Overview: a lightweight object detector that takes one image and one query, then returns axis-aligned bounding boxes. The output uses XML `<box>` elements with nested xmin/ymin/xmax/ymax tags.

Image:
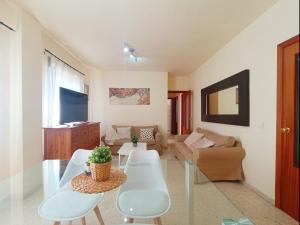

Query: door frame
<box><xmin>181</xmin><ymin>91</ymin><xmax>192</xmax><ymax>134</ymax></box>
<box><xmin>275</xmin><ymin>34</ymin><xmax>299</xmax><ymax>208</ymax></box>
<box><xmin>168</xmin><ymin>97</ymin><xmax>178</xmax><ymax>135</ymax></box>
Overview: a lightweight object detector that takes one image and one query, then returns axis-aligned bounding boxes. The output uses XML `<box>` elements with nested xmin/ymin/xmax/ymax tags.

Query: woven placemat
<box><xmin>71</xmin><ymin>169</ymin><xmax>127</xmax><ymax>194</ymax></box>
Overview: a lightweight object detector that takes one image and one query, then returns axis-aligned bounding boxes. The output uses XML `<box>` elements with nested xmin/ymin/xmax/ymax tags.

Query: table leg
<box><xmin>81</xmin><ymin>217</ymin><xmax>86</xmax><ymax>225</ymax></box>
<box><xmin>154</xmin><ymin>217</ymin><xmax>162</xmax><ymax>225</ymax></box>
<box><xmin>94</xmin><ymin>205</ymin><xmax>105</xmax><ymax>225</ymax></box>
<box><xmin>125</xmin><ymin>218</ymin><xmax>134</xmax><ymax>223</ymax></box>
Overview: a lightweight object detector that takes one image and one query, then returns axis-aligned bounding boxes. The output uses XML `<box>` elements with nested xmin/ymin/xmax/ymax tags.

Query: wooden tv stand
<box><xmin>44</xmin><ymin>122</ymin><xmax>100</xmax><ymax>160</ymax></box>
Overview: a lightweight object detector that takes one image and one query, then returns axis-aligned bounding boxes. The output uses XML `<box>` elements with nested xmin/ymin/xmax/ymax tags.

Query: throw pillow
<box><xmin>184</xmin><ymin>132</ymin><xmax>204</xmax><ymax>147</ymax></box>
<box><xmin>140</xmin><ymin>128</ymin><xmax>155</xmax><ymax>141</ymax></box>
<box><xmin>117</xmin><ymin>127</ymin><xmax>131</xmax><ymax>139</ymax></box>
<box><xmin>105</xmin><ymin>126</ymin><xmax>120</xmax><ymax>145</ymax></box>
<box><xmin>105</xmin><ymin>126</ymin><xmax>119</xmax><ymax>140</ymax></box>
<box><xmin>191</xmin><ymin>137</ymin><xmax>215</xmax><ymax>149</ymax></box>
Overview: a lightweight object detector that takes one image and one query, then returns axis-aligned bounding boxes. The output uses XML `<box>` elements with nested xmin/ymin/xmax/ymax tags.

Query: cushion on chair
<box><xmin>118</xmin><ymin>189</ymin><xmax>169</xmax><ymax>217</ymax></box>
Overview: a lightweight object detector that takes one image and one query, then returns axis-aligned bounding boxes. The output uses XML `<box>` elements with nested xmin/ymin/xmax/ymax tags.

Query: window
<box><xmin>42</xmin><ymin>52</ymin><xmax>84</xmax><ymax>127</ymax></box>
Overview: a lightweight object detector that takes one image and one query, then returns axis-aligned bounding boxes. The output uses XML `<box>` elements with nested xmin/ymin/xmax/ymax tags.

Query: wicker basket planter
<box><xmin>90</xmin><ymin>161</ymin><xmax>112</xmax><ymax>182</ymax></box>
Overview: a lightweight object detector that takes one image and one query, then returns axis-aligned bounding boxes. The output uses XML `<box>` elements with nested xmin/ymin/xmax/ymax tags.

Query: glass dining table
<box><xmin>0</xmin><ymin>155</ymin><xmax>248</xmax><ymax>225</ymax></box>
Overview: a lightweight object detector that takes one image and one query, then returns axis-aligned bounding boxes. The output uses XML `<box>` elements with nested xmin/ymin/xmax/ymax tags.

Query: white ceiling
<box><xmin>20</xmin><ymin>0</ymin><xmax>277</xmax><ymax>75</ymax></box>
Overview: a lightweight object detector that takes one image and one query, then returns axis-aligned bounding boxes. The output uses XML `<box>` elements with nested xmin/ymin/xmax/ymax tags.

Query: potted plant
<box><xmin>88</xmin><ymin>146</ymin><xmax>112</xmax><ymax>181</ymax></box>
<box><xmin>131</xmin><ymin>136</ymin><xmax>139</xmax><ymax>147</ymax></box>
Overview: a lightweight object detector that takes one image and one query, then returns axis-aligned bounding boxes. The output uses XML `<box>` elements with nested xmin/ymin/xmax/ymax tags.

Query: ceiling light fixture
<box><xmin>123</xmin><ymin>43</ymin><xmax>140</xmax><ymax>63</ymax></box>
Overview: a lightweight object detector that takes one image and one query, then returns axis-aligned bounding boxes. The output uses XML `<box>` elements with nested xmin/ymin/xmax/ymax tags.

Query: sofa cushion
<box><xmin>196</xmin><ymin>128</ymin><xmax>235</xmax><ymax>147</ymax></box>
<box><xmin>175</xmin><ymin>142</ymin><xmax>193</xmax><ymax>160</ymax></box>
<box><xmin>117</xmin><ymin>127</ymin><xmax>131</xmax><ymax>139</ymax></box>
<box><xmin>191</xmin><ymin>137</ymin><xmax>215</xmax><ymax>149</ymax></box>
<box><xmin>140</xmin><ymin>128</ymin><xmax>155</xmax><ymax>142</ymax></box>
<box><xmin>113</xmin><ymin>138</ymin><xmax>131</xmax><ymax>146</ymax></box>
<box><xmin>134</xmin><ymin>126</ymin><xmax>158</xmax><ymax>138</ymax></box>
<box><xmin>113</xmin><ymin>125</ymin><xmax>135</xmax><ymax>138</ymax></box>
<box><xmin>184</xmin><ymin>132</ymin><xmax>204</xmax><ymax>147</ymax></box>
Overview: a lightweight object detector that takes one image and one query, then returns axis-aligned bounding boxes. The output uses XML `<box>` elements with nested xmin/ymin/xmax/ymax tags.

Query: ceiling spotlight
<box><xmin>123</xmin><ymin>45</ymin><xmax>130</xmax><ymax>53</ymax></box>
<box><xmin>123</xmin><ymin>43</ymin><xmax>134</xmax><ymax>53</ymax></box>
<box><xmin>124</xmin><ymin>42</ymin><xmax>141</xmax><ymax>63</ymax></box>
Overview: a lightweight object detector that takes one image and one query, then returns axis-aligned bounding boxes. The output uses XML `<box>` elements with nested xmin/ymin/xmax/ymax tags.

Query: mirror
<box><xmin>201</xmin><ymin>70</ymin><xmax>249</xmax><ymax>126</ymax></box>
<box><xmin>208</xmin><ymin>86</ymin><xmax>239</xmax><ymax>115</ymax></box>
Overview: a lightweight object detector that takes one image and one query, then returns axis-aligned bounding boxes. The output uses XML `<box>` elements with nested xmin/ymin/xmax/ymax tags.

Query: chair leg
<box><xmin>153</xmin><ymin>217</ymin><xmax>162</xmax><ymax>225</ymax></box>
<box><xmin>53</xmin><ymin>222</ymin><xmax>60</xmax><ymax>225</ymax></box>
<box><xmin>93</xmin><ymin>205</ymin><xmax>105</xmax><ymax>225</ymax></box>
<box><xmin>81</xmin><ymin>217</ymin><xmax>86</xmax><ymax>225</ymax></box>
<box><xmin>125</xmin><ymin>217</ymin><xmax>134</xmax><ymax>223</ymax></box>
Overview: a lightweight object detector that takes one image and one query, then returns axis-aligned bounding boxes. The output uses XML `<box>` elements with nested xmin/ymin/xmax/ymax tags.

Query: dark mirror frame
<box><xmin>201</xmin><ymin>69</ymin><xmax>250</xmax><ymax>126</ymax></box>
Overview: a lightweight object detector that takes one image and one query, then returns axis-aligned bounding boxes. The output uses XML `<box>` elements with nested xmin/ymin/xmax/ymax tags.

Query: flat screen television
<box><xmin>59</xmin><ymin>87</ymin><xmax>88</xmax><ymax>124</ymax></box>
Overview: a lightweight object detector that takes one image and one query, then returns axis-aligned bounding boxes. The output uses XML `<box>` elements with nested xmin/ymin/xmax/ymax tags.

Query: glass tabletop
<box><xmin>0</xmin><ymin>155</ymin><xmax>249</xmax><ymax>225</ymax></box>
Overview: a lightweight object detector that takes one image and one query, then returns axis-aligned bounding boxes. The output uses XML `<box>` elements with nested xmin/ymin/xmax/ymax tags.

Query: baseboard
<box><xmin>243</xmin><ymin>182</ymin><xmax>275</xmax><ymax>205</ymax></box>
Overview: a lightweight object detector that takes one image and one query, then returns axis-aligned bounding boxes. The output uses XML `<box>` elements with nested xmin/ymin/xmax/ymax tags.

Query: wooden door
<box><xmin>170</xmin><ymin>97</ymin><xmax>178</xmax><ymax>135</ymax></box>
<box><xmin>181</xmin><ymin>92</ymin><xmax>192</xmax><ymax>134</ymax></box>
<box><xmin>276</xmin><ymin>35</ymin><xmax>299</xmax><ymax>221</ymax></box>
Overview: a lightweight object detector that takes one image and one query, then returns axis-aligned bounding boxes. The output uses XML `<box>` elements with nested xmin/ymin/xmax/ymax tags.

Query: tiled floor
<box><xmin>0</xmin><ymin>144</ymin><xmax>298</xmax><ymax>225</ymax></box>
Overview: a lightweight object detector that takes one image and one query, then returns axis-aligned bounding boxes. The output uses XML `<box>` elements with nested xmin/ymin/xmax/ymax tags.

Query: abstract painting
<box><xmin>109</xmin><ymin>88</ymin><xmax>150</xmax><ymax>105</ymax></box>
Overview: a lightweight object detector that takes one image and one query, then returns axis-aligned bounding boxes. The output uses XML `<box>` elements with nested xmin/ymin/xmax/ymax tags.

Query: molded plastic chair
<box><xmin>39</xmin><ymin>149</ymin><xmax>105</xmax><ymax>225</ymax></box>
<box><xmin>117</xmin><ymin>150</ymin><xmax>171</xmax><ymax>225</ymax></box>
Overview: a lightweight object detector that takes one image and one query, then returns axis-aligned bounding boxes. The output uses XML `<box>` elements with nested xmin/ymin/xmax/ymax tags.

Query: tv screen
<box><xmin>59</xmin><ymin>87</ymin><xmax>88</xmax><ymax>124</ymax></box>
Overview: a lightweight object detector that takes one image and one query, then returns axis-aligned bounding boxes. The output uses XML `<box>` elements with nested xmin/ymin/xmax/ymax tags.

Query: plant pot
<box><xmin>90</xmin><ymin>161</ymin><xmax>112</xmax><ymax>181</ymax></box>
<box><xmin>132</xmin><ymin>142</ymin><xmax>138</xmax><ymax>147</ymax></box>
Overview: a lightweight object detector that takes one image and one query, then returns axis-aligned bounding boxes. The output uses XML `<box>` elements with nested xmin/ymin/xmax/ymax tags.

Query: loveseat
<box><xmin>174</xmin><ymin>127</ymin><xmax>245</xmax><ymax>181</ymax></box>
<box><xmin>102</xmin><ymin>125</ymin><xmax>164</xmax><ymax>155</ymax></box>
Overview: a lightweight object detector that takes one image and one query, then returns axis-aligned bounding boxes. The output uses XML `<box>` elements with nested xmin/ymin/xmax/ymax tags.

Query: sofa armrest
<box><xmin>195</xmin><ymin>147</ymin><xmax>245</xmax><ymax>163</ymax></box>
<box><xmin>155</xmin><ymin>132</ymin><xmax>164</xmax><ymax>144</ymax></box>
<box><xmin>174</xmin><ymin>134</ymin><xmax>189</xmax><ymax>142</ymax></box>
<box><xmin>194</xmin><ymin>147</ymin><xmax>246</xmax><ymax>181</ymax></box>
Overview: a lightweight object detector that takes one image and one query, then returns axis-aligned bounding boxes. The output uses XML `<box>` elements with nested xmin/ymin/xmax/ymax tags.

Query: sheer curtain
<box><xmin>43</xmin><ymin>52</ymin><xmax>84</xmax><ymax>127</ymax></box>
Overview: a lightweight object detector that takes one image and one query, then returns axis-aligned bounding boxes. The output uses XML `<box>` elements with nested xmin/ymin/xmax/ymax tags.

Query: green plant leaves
<box><xmin>131</xmin><ymin>135</ymin><xmax>139</xmax><ymax>144</ymax></box>
<box><xmin>88</xmin><ymin>146</ymin><xmax>112</xmax><ymax>164</ymax></box>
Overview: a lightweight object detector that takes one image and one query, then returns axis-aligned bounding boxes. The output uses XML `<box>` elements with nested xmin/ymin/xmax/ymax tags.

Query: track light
<box><xmin>123</xmin><ymin>45</ymin><xmax>130</xmax><ymax>53</ymax></box>
<box><xmin>123</xmin><ymin>42</ymin><xmax>141</xmax><ymax>63</ymax></box>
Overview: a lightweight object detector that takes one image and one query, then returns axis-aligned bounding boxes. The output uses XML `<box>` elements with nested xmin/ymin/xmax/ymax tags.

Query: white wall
<box><xmin>1</xmin><ymin>5</ymin><xmax>92</xmax><ymax>201</ymax></box>
<box><xmin>21</xmin><ymin>11</ymin><xmax>43</xmax><ymax>170</ymax></box>
<box><xmin>0</xmin><ymin>27</ymin><xmax>11</xmax><ymax>182</ymax></box>
<box><xmin>168</xmin><ymin>75</ymin><xmax>190</xmax><ymax>91</ymax></box>
<box><xmin>189</xmin><ymin>0</ymin><xmax>299</xmax><ymax>200</ymax></box>
<box><xmin>90</xmin><ymin>71</ymin><xmax>168</xmax><ymax>137</ymax></box>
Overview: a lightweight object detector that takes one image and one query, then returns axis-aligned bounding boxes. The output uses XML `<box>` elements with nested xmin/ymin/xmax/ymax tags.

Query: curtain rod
<box><xmin>0</xmin><ymin>21</ymin><xmax>16</xmax><ymax>32</ymax></box>
<box><xmin>44</xmin><ymin>49</ymin><xmax>86</xmax><ymax>76</ymax></box>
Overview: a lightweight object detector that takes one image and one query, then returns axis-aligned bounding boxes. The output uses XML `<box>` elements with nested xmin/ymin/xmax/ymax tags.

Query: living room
<box><xmin>0</xmin><ymin>0</ymin><xmax>299</xmax><ymax>225</ymax></box>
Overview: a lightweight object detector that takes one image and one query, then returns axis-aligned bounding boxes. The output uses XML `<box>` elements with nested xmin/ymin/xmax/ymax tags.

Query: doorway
<box><xmin>168</xmin><ymin>91</ymin><xmax>192</xmax><ymax>135</ymax></box>
<box><xmin>276</xmin><ymin>35</ymin><xmax>299</xmax><ymax>221</ymax></box>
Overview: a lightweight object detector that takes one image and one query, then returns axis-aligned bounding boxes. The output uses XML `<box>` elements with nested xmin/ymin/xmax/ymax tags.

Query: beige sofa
<box><xmin>102</xmin><ymin>125</ymin><xmax>164</xmax><ymax>155</ymax></box>
<box><xmin>174</xmin><ymin>127</ymin><xmax>245</xmax><ymax>181</ymax></box>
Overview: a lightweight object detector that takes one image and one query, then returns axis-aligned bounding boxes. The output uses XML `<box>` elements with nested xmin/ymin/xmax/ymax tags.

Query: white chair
<box><xmin>39</xmin><ymin>149</ymin><xmax>105</xmax><ymax>225</ymax></box>
<box><xmin>117</xmin><ymin>150</ymin><xmax>171</xmax><ymax>225</ymax></box>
